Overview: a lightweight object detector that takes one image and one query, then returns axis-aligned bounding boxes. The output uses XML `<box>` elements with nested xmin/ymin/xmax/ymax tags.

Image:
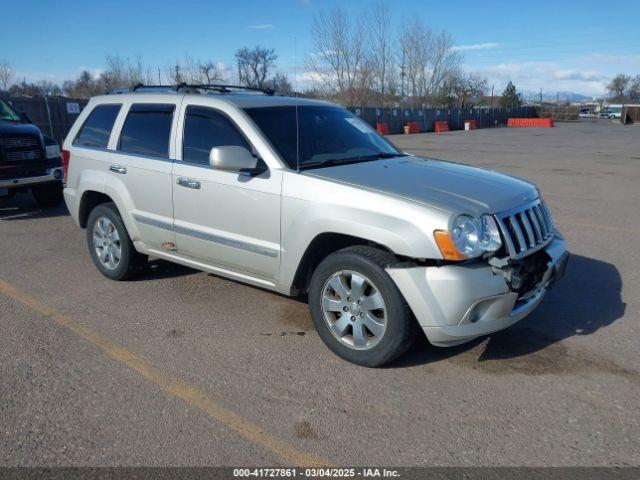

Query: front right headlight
<box><xmin>435</xmin><ymin>214</ymin><xmax>502</xmax><ymax>260</ymax></box>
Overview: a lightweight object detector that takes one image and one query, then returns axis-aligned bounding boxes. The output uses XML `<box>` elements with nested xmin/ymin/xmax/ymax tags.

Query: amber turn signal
<box><xmin>434</xmin><ymin>230</ymin><xmax>467</xmax><ymax>261</ymax></box>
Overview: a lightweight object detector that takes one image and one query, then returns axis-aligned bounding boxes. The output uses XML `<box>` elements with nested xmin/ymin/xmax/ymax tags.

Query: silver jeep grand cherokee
<box><xmin>63</xmin><ymin>85</ymin><xmax>569</xmax><ymax>367</ymax></box>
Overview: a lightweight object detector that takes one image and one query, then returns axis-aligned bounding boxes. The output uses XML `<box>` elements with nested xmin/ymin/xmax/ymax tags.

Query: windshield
<box><xmin>0</xmin><ymin>98</ymin><xmax>21</xmax><ymax>122</ymax></box>
<box><xmin>244</xmin><ymin>105</ymin><xmax>402</xmax><ymax>170</ymax></box>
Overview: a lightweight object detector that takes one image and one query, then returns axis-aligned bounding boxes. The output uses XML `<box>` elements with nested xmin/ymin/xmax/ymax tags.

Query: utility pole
<box><xmin>157</xmin><ymin>67</ymin><xmax>161</xmax><ymax>84</ymax></box>
<box><xmin>490</xmin><ymin>84</ymin><xmax>494</xmax><ymax>107</ymax></box>
<box><xmin>400</xmin><ymin>49</ymin><xmax>405</xmax><ymax>100</ymax></box>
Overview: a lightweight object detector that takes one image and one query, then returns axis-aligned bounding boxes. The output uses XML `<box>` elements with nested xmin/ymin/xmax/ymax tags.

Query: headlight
<box><xmin>449</xmin><ymin>214</ymin><xmax>502</xmax><ymax>259</ymax></box>
<box><xmin>46</xmin><ymin>144</ymin><xmax>61</xmax><ymax>159</ymax></box>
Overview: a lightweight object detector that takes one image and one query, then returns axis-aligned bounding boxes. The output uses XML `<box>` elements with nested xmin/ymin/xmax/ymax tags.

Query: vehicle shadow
<box><xmin>389</xmin><ymin>254</ymin><xmax>626</xmax><ymax>368</ymax></box>
<box><xmin>0</xmin><ymin>193</ymin><xmax>69</xmax><ymax>220</ymax></box>
<box><xmin>139</xmin><ymin>259</ymin><xmax>198</xmax><ymax>281</ymax></box>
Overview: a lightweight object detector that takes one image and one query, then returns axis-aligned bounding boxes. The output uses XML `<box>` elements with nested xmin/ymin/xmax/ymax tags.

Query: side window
<box><xmin>183</xmin><ymin>106</ymin><xmax>251</xmax><ymax>165</ymax></box>
<box><xmin>73</xmin><ymin>104</ymin><xmax>121</xmax><ymax>148</ymax></box>
<box><xmin>118</xmin><ymin>104</ymin><xmax>175</xmax><ymax>158</ymax></box>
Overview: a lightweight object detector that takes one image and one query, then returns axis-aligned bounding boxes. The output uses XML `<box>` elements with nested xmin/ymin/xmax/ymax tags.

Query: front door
<box><xmin>171</xmin><ymin>105</ymin><xmax>281</xmax><ymax>280</ymax></box>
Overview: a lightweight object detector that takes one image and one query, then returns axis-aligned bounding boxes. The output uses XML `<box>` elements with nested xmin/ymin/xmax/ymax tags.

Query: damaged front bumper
<box><xmin>386</xmin><ymin>234</ymin><xmax>569</xmax><ymax>347</ymax></box>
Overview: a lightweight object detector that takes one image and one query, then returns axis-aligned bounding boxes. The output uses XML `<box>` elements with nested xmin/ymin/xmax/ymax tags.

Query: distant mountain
<box><xmin>523</xmin><ymin>91</ymin><xmax>595</xmax><ymax>102</ymax></box>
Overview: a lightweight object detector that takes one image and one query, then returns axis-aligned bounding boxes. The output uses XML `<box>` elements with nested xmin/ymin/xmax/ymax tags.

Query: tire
<box><xmin>32</xmin><ymin>182</ymin><xmax>63</xmax><ymax>208</ymax></box>
<box><xmin>308</xmin><ymin>246</ymin><xmax>416</xmax><ymax>367</ymax></box>
<box><xmin>86</xmin><ymin>202</ymin><xmax>147</xmax><ymax>280</ymax></box>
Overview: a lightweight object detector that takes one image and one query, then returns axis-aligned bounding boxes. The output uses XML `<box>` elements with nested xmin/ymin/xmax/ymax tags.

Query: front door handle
<box><xmin>109</xmin><ymin>164</ymin><xmax>127</xmax><ymax>174</ymax></box>
<box><xmin>176</xmin><ymin>177</ymin><xmax>201</xmax><ymax>189</ymax></box>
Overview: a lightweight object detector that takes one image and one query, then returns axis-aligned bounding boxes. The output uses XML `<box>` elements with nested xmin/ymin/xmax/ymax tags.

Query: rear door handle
<box><xmin>109</xmin><ymin>164</ymin><xmax>127</xmax><ymax>174</ymax></box>
<box><xmin>176</xmin><ymin>177</ymin><xmax>201</xmax><ymax>189</ymax></box>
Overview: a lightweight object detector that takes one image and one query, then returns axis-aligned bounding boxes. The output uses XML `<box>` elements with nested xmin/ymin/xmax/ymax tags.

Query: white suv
<box><xmin>63</xmin><ymin>85</ymin><xmax>568</xmax><ymax>367</ymax></box>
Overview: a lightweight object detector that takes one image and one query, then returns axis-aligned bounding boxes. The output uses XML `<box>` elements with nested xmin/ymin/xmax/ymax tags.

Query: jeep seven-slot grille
<box><xmin>495</xmin><ymin>199</ymin><xmax>555</xmax><ymax>259</ymax></box>
<box><xmin>1</xmin><ymin>135</ymin><xmax>44</xmax><ymax>163</ymax></box>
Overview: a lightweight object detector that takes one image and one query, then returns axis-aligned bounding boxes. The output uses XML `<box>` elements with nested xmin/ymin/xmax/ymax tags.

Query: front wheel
<box><xmin>32</xmin><ymin>182</ymin><xmax>63</xmax><ymax>208</ymax></box>
<box><xmin>308</xmin><ymin>246</ymin><xmax>416</xmax><ymax>367</ymax></box>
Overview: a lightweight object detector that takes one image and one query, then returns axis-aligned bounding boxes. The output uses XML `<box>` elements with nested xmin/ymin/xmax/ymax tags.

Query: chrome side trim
<box><xmin>132</xmin><ymin>213</ymin><xmax>278</xmax><ymax>258</ymax></box>
<box><xmin>173</xmin><ymin>224</ymin><xmax>278</xmax><ymax>258</ymax></box>
<box><xmin>132</xmin><ymin>213</ymin><xmax>173</xmax><ymax>231</ymax></box>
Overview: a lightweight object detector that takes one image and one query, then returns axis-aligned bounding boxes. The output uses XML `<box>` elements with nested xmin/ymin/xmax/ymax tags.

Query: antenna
<box><xmin>294</xmin><ymin>36</ymin><xmax>300</xmax><ymax>173</ymax></box>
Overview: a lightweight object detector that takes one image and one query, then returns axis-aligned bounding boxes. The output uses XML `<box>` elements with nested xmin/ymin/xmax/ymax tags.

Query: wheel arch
<box><xmin>290</xmin><ymin>232</ymin><xmax>397</xmax><ymax>296</ymax></box>
<box><xmin>78</xmin><ymin>190</ymin><xmax>114</xmax><ymax>228</ymax></box>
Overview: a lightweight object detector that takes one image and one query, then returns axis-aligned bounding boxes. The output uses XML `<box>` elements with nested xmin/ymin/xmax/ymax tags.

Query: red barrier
<box><xmin>376</xmin><ymin>122</ymin><xmax>389</xmax><ymax>135</ymax></box>
<box><xmin>406</xmin><ymin>121</ymin><xmax>421</xmax><ymax>134</ymax></box>
<box><xmin>435</xmin><ymin>121</ymin><xmax>450</xmax><ymax>133</ymax></box>
<box><xmin>507</xmin><ymin>118</ymin><xmax>554</xmax><ymax>128</ymax></box>
<box><xmin>464</xmin><ymin>119</ymin><xmax>477</xmax><ymax>129</ymax></box>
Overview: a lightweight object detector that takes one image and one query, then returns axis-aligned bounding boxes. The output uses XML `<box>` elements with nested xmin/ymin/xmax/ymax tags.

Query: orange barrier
<box><xmin>405</xmin><ymin>121</ymin><xmax>421</xmax><ymax>134</ymax></box>
<box><xmin>464</xmin><ymin>119</ymin><xmax>477</xmax><ymax>129</ymax></box>
<box><xmin>376</xmin><ymin>122</ymin><xmax>390</xmax><ymax>135</ymax></box>
<box><xmin>435</xmin><ymin>121</ymin><xmax>450</xmax><ymax>133</ymax></box>
<box><xmin>507</xmin><ymin>118</ymin><xmax>554</xmax><ymax>128</ymax></box>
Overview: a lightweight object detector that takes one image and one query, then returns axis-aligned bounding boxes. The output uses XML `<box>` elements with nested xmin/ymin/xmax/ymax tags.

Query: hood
<box><xmin>0</xmin><ymin>121</ymin><xmax>43</xmax><ymax>138</ymax></box>
<box><xmin>306</xmin><ymin>156</ymin><xmax>539</xmax><ymax>215</ymax></box>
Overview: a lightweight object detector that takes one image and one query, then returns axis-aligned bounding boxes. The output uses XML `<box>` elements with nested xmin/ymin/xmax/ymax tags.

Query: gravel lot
<box><xmin>1</xmin><ymin>119</ymin><xmax>638</xmax><ymax>467</ymax></box>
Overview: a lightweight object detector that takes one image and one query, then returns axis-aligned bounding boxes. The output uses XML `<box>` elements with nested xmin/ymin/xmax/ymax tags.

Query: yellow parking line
<box><xmin>0</xmin><ymin>279</ymin><xmax>331</xmax><ymax>467</ymax></box>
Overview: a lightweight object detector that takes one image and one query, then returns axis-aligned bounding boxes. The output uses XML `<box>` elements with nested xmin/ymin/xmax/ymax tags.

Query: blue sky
<box><xmin>2</xmin><ymin>0</ymin><xmax>639</xmax><ymax>97</ymax></box>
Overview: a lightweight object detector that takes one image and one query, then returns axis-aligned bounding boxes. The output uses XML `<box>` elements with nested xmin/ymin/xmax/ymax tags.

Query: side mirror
<box><xmin>209</xmin><ymin>146</ymin><xmax>266</xmax><ymax>175</ymax></box>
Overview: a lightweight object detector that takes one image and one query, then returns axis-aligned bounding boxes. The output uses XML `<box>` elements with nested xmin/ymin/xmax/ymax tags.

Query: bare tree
<box><xmin>166</xmin><ymin>61</ymin><xmax>184</xmax><ymax>84</ymax></box>
<box><xmin>427</xmin><ymin>31</ymin><xmax>461</xmax><ymax>102</ymax></box>
<box><xmin>444</xmin><ymin>71</ymin><xmax>488</xmax><ymax>107</ymax></box>
<box><xmin>268</xmin><ymin>72</ymin><xmax>293</xmax><ymax>95</ymax></box>
<box><xmin>397</xmin><ymin>18</ymin><xmax>431</xmax><ymax>106</ymax></box>
<box><xmin>235</xmin><ymin>46</ymin><xmax>278</xmax><ymax>88</ymax></box>
<box><xmin>309</xmin><ymin>9</ymin><xmax>372</xmax><ymax>106</ymax></box>
<box><xmin>367</xmin><ymin>1</ymin><xmax>394</xmax><ymax>106</ymax></box>
<box><xmin>607</xmin><ymin>74</ymin><xmax>631</xmax><ymax>100</ymax></box>
<box><xmin>196</xmin><ymin>61</ymin><xmax>227</xmax><ymax>84</ymax></box>
<box><xmin>628</xmin><ymin>75</ymin><xmax>640</xmax><ymax>102</ymax></box>
<box><xmin>0</xmin><ymin>59</ymin><xmax>14</xmax><ymax>91</ymax></box>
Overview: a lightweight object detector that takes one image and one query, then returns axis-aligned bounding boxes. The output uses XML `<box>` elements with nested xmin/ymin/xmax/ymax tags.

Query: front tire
<box><xmin>86</xmin><ymin>203</ymin><xmax>147</xmax><ymax>280</ymax></box>
<box><xmin>308</xmin><ymin>246</ymin><xmax>416</xmax><ymax>367</ymax></box>
<box><xmin>32</xmin><ymin>182</ymin><xmax>63</xmax><ymax>208</ymax></box>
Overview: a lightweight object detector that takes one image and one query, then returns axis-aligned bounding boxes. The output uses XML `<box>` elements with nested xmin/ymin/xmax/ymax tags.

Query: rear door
<box><xmin>105</xmin><ymin>98</ymin><xmax>178</xmax><ymax>251</ymax></box>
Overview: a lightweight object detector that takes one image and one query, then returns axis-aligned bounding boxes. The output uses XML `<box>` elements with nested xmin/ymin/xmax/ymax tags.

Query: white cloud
<box><xmin>245</xmin><ymin>24</ymin><xmax>275</xmax><ymax>30</ymax></box>
<box><xmin>467</xmin><ymin>60</ymin><xmax>611</xmax><ymax>96</ymax></box>
<box><xmin>582</xmin><ymin>53</ymin><xmax>640</xmax><ymax>67</ymax></box>
<box><xmin>451</xmin><ymin>42</ymin><xmax>500</xmax><ymax>52</ymax></box>
<box><xmin>552</xmin><ymin>69</ymin><xmax>607</xmax><ymax>82</ymax></box>
<box><xmin>295</xmin><ymin>70</ymin><xmax>323</xmax><ymax>84</ymax></box>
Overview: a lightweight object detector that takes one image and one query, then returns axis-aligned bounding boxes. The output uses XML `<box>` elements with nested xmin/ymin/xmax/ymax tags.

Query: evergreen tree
<box><xmin>500</xmin><ymin>81</ymin><xmax>522</xmax><ymax>107</ymax></box>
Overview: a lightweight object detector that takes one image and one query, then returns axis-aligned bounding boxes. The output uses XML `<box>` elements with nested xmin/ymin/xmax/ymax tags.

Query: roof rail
<box><xmin>109</xmin><ymin>83</ymin><xmax>276</xmax><ymax>96</ymax></box>
<box><xmin>178</xmin><ymin>84</ymin><xmax>275</xmax><ymax>96</ymax></box>
<box><xmin>108</xmin><ymin>84</ymin><xmax>178</xmax><ymax>94</ymax></box>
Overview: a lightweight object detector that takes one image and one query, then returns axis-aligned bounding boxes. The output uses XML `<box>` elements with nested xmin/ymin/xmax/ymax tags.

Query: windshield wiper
<box><xmin>299</xmin><ymin>152</ymin><xmax>406</xmax><ymax>170</ymax></box>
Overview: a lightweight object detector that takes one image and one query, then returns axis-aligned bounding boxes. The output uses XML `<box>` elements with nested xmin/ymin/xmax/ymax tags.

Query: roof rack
<box><xmin>109</xmin><ymin>83</ymin><xmax>275</xmax><ymax>96</ymax></box>
<box><xmin>177</xmin><ymin>84</ymin><xmax>275</xmax><ymax>96</ymax></box>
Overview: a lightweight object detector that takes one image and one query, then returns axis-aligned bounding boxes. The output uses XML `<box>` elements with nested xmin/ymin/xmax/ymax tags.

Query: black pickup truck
<box><xmin>0</xmin><ymin>97</ymin><xmax>64</xmax><ymax>207</ymax></box>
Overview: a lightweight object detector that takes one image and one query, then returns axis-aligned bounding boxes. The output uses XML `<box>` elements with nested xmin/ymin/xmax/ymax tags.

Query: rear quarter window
<box><xmin>118</xmin><ymin>104</ymin><xmax>175</xmax><ymax>158</ymax></box>
<box><xmin>73</xmin><ymin>104</ymin><xmax>121</xmax><ymax>148</ymax></box>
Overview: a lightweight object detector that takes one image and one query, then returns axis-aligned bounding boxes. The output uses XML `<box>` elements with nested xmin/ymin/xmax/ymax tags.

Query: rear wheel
<box><xmin>308</xmin><ymin>246</ymin><xmax>416</xmax><ymax>367</ymax></box>
<box><xmin>86</xmin><ymin>203</ymin><xmax>147</xmax><ymax>280</ymax></box>
<box><xmin>32</xmin><ymin>182</ymin><xmax>63</xmax><ymax>208</ymax></box>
